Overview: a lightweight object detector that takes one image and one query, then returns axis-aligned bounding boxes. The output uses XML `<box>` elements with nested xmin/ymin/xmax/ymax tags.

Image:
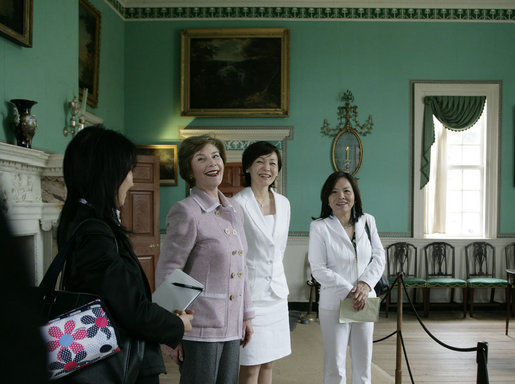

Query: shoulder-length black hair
<box><xmin>57</xmin><ymin>125</ymin><xmax>137</xmax><ymax>246</ymax></box>
<box><xmin>242</xmin><ymin>141</ymin><xmax>282</xmax><ymax>188</ymax></box>
<box><xmin>315</xmin><ymin>171</ymin><xmax>364</xmax><ymax>221</ymax></box>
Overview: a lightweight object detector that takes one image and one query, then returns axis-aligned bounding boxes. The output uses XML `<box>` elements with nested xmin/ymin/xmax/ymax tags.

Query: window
<box><xmin>412</xmin><ymin>82</ymin><xmax>500</xmax><ymax>239</ymax></box>
<box><xmin>425</xmin><ymin>109</ymin><xmax>486</xmax><ymax>237</ymax></box>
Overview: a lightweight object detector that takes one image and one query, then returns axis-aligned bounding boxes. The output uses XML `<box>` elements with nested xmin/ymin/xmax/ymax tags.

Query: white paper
<box><xmin>152</xmin><ymin>269</ymin><xmax>204</xmax><ymax>311</ymax></box>
<box><xmin>339</xmin><ymin>297</ymin><xmax>381</xmax><ymax>323</ymax></box>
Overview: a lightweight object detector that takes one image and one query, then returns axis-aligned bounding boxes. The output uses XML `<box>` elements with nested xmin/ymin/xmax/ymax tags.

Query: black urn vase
<box><xmin>10</xmin><ymin>99</ymin><xmax>38</xmax><ymax>148</ymax></box>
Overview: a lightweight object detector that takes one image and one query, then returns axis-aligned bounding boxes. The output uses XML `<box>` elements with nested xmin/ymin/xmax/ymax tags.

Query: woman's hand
<box><xmin>161</xmin><ymin>343</ymin><xmax>184</xmax><ymax>365</ymax></box>
<box><xmin>240</xmin><ymin>319</ymin><xmax>253</xmax><ymax>347</ymax></box>
<box><xmin>174</xmin><ymin>309</ymin><xmax>194</xmax><ymax>335</ymax></box>
<box><xmin>349</xmin><ymin>282</ymin><xmax>371</xmax><ymax>311</ymax></box>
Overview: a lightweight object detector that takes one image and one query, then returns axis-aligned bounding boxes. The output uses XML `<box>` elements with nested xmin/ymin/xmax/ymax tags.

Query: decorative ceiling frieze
<box><xmin>104</xmin><ymin>0</ymin><xmax>515</xmax><ymax>21</ymax></box>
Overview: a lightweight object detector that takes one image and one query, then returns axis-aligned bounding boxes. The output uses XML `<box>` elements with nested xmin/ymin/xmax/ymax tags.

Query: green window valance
<box><xmin>420</xmin><ymin>95</ymin><xmax>486</xmax><ymax>189</ymax></box>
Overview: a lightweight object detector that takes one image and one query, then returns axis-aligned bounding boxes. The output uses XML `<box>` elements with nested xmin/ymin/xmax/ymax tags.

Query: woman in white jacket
<box><xmin>234</xmin><ymin>141</ymin><xmax>291</xmax><ymax>384</ymax></box>
<box><xmin>308</xmin><ymin>172</ymin><xmax>385</xmax><ymax>384</ymax></box>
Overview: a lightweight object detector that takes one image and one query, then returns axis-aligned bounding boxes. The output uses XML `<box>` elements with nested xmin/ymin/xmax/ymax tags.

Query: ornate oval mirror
<box><xmin>331</xmin><ymin>129</ymin><xmax>363</xmax><ymax>176</ymax></box>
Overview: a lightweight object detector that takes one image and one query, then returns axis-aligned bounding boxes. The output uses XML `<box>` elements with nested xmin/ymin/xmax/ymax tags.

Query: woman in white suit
<box><xmin>308</xmin><ymin>172</ymin><xmax>385</xmax><ymax>384</ymax></box>
<box><xmin>234</xmin><ymin>141</ymin><xmax>291</xmax><ymax>384</ymax></box>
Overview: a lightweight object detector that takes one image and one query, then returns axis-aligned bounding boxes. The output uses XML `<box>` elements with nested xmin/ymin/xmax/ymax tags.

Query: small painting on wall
<box><xmin>137</xmin><ymin>145</ymin><xmax>178</xmax><ymax>186</ymax></box>
<box><xmin>79</xmin><ymin>0</ymin><xmax>101</xmax><ymax>108</ymax></box>
<box><xmin>181</xmin><ymin>28</ymin><xmax>289</xmax><ymax>117</ymax></box>
<box><xmin>0</xmin><ymin>0</ymin><xmax>33</xmax><ymax>47</ymax></box>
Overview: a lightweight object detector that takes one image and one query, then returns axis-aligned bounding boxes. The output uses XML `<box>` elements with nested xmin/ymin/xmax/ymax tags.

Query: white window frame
<box><xmin>412</xmin><ymin>82</ymin><xmax>500</xmax><ymax>239</ymax></box>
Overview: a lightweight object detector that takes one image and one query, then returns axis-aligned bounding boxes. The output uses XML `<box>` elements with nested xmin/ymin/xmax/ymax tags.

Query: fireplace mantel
<box><xmin>0</xmin><ymin>141</ymin><xmax>64</xmax><ymax>284</ymax></box>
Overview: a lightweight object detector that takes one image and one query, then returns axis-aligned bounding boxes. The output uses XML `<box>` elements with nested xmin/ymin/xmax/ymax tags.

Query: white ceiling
<box><xmin>118</xmin><ymin>0</ymin><xmax>515</xmax><ymax>9</ymax></box>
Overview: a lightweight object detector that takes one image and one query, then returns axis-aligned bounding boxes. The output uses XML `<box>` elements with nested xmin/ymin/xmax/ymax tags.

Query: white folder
<box><xmin>339</xmin><ymin>297</ymin><xmax>381</xmax><ymax>323</ymax></box>
<box><xmin>152</xmin><ymin>269</ymin><xmax>204</xmax><ymax>312</ymax></box>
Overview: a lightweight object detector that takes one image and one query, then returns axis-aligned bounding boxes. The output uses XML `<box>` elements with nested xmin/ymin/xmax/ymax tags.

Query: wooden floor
<box><xmin>372</xmin><ymin>309</ymin><xmax>515</xmax><ymax>383</ymax></box>
<box><xmin>161</xmin><ymin>309</ymin><xmax>515</xmax><ymax>383</ymax></box>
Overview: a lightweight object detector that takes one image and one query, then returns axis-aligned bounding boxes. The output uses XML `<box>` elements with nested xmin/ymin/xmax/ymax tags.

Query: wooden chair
<box><xmin>465</xmin><ymin>241</ymin><xmax>508</xmax><ymax>317</ymax></box>
<box><xmin>385</xmin><ymin>242</ymin><xmax>426</xmax><ymax>317</ymax></box>
<box><xmin>506</xmin><ymin>242</ymin><xmax>515</xmax><ymax>318</ymax></box>
<box><xmin>424</xmin><ymin>242</ymin><xmax>467</xmax><ymax>317</ymax></box>
<box><xmin>506</xmin><ymin>242</ymin><xmax>515</xmax><ymax>270</ymax></box>
<box><xmin>505</xmin><ymin>243</ymin><xmax>515</xmax><ymax>334</ymax></box>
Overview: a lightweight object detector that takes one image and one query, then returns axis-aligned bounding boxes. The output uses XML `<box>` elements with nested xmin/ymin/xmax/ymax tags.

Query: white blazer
<box><xmin>233</xmin><ymin>187</ymin><xmax>290</xmax><ymax>300</ymax></box>
<box><xmin>308</xmin><ymin>213</ymin><xmax>385</xmax><ymax>310</ymax></box>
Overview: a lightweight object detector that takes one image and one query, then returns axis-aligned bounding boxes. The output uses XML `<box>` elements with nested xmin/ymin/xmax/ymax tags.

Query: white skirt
<box><xmin>239</xmin><ymin>296</ymin><xmax>291</xmax><ymax>366</ymax></box>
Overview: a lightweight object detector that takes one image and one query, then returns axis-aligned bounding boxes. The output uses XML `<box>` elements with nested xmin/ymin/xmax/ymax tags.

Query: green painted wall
<box><xmin>0</xmin><ymin>0</ymin><xmax>124</xmax><ymax>152</ymax></box>
<box><xmin>124</xmin><ymin>20</ymin><xmax>515</xmax><ymax>235</ymax></box>
<box><xmin>0</xmin><ymin>0</ymin><xmax>77</xmax><ymax>152</ymax></box>
<box><xmin>1</xmin><ymin>3</ymin><xmax>513</xmax><ymax>236</ymax></box>
<box><xmin>92</xmin><ymin>0</ymin><xmax>125</xmax><ymax>132</ymax></box>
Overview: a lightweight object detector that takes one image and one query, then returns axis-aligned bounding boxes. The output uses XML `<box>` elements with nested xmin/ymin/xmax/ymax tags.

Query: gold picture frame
<box><xmin>0</xmin><ymin>0</ymin><xmax>33</xmax><ymax>47</ymax></box>
<box><xmin>137</xmin><ymin>145</ymin><xmax>178</xmax><ymax>186</ymax></box>
<box><xmin>181</xmin><ymin>28</ymin><xmax>289</xmax><ymax>117</ymax></box>
<box><xmin>79</xmin><ymin>0</ymin><xmax>101</xmax><ymax>108</ymax></box>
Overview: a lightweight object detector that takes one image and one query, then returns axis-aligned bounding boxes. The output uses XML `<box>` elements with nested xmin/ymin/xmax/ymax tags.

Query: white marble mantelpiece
<box><xmin>0</xmin><ymin>141</ymin><xmax>64</xmax><ymax>284</ymax></box>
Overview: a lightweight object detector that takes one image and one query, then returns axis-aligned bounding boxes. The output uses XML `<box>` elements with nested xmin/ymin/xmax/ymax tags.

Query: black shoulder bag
<box><xmin>364</xmin><ymin>220</ymin><xmax>390</xmax><ymax>297</ymax></box>
<box><xmin>37</xmin><ymin>219</ymin><xmax>145</xmax><ymax>383</ymax></box>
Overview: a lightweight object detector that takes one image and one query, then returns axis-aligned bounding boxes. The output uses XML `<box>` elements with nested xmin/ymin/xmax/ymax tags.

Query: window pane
<box><xmin>447</xmin><ymin>169</ymin><xmax>462</xmax><ymax>190</ymax></box>
<box><xmin>446</xmin><ymin>213</ymin><xmax>461</xmax><ymax>234</ymax></box>
<box><xmin>462</xmin><ymin>125</ymin><xmax>481</xmax><ymax>144</ymax></box>
<box><xmin>447</xmin><ymin>145</ymin><xmax>462</xmax><ymax>164</ymax></box>
<box><xmin>463</xmin><ymin>191</ymin><xmax>480</xmax><ymax>212</ymax></box>
<box><xmin>463</xmin><ymin>213</ymin><xmax>481</xmax><ymax>235</ymax></box>
<box><xmin>447</xmin><ymin>191</ymin><xmax>462</xmax><ymax>211</ymax></box>
<box><xmin>446</xmin><ymin>130</ymin><xmax>462</xmax><ymax>144</ymax></box>
<box><xmin>462</xmin><ymin>146</ymin><xmax>481</xmax><ymax>165</ymax></box>
<box><xmin>463</xmin><ymin>169</ymin><xmax>481</xmax><ymax>190</ymax></box>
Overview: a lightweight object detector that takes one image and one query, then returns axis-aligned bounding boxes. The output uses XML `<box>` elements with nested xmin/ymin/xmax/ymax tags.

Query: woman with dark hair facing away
<box><xmin>156</xmin><ymin>135</ymin><xmax>254</xmax><ymax>384</ymax></box>
<box><xmin>57</xmin><ymin>126</ymin><xmax>193</xmax><ymax>384</ymax></box>
<box><xmin>233</xmin><ymin>141</ymin><xmax>291</xmax><ymax>384</ymax></box>
<box><xmin>308</xmin><ymin>172</ymin><xmax>385</xmax><ymax>384</ymax></box>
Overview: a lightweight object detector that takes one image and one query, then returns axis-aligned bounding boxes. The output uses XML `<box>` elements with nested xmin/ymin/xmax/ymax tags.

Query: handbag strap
<box><xmin>39</xmin><ymin>218</ymin><xmax>118</xmax><ymax>296</ymax></box>
<box><xmin>364</xmin><ymin>216</ymin><xmax>375</xmax><ymax>265</ymax></box>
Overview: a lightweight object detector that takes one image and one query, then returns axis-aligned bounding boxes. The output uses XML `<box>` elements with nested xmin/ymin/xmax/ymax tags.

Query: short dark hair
<box><xmin>242</xmin><ymin>141</ymin><xmax>282</xmax><ymax>188</ymax></box>
<box><xmin>58</xmin><ymin>125</ymin><xmax>137</xmax><ymax>246</ymax></box>
<box><xmin>178</xmin><ymin>135</ymin><xmax>226</xmax><ymax>188</ymax></box>
<box><xmin>316</xmin><ymin>171</ymin><xmax>364</xmax><ymax>220</ymax></box>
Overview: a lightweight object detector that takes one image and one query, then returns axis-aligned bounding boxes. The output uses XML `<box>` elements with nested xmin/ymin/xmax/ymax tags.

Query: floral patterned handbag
<box><xmin>42</xmin><ymin>298</ymin><xmax>120</xmax><ymax>380</ymax></box>
<box><xmin>36</xmin><ymin>219</ymin><xmax>122</xmax><ymax>380</ymax></box>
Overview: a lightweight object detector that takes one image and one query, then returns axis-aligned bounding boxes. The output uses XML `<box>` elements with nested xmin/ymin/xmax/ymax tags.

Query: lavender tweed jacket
<box><xmin>156</xmin><ymin>187</ymin><xmax>255</xmax><ymax>342</ymax></box>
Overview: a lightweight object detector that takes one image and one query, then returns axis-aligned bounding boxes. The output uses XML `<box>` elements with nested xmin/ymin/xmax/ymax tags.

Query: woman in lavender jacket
<box><xmin>156</xmin><ymin>135</ymin><xmax>254</xmax><ymax>384</ymax></box>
